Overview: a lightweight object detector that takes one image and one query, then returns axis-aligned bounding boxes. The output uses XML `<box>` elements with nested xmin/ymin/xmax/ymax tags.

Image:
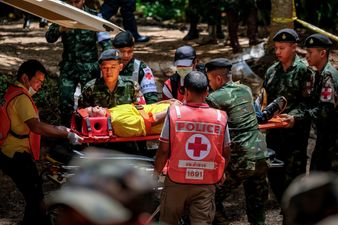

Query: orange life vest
<box><xmin>167</xmin><ymin>103</ymin><xmax>227</xmax><ymax>184</ymax></box>
<box><xmin>163</xmin><ymin>78</ymin><xmax>185</xmax><ymax>102</ymax></box>
<box><xmin>1</xmin><ymin>85</ymin><xmax>41</xmax><ymax>160</ymax></box>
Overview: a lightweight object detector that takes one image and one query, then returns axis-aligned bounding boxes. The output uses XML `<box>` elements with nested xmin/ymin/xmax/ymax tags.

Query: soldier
<box><xmin>155</xmin><ymin>71</ymin><xmax>231</xmax><ymax>225</ymax></box>
<box><xmin>205</xmin><ymin>58</ymin><xmax>269</xmax><ymax>225</ymax></box>
<box><xmin>263</xmin><ymin>29</ymin><xmax>314</xmax><ymax>208</ymax></box>
<box><xmin>162</xmin><ymin>45</ymin><xmax>198</xmax><ymax>102</ymax></box>
<box><xmin>45</xmin><ymin>0</ymin><xmax>112</xmax><ymax>126</ymax></box>
<box><xmin>222</xmin><ymin>0</ymin><xmax>261</xmax><ymax>53</ymax></box>
<box><xmin>183</xmin><ymin>0</ymin><xmax>224</xmax><ymax>43</ymax></box>
<box><xmin>100</xmin><ymin>0</ymin><xmax>149</xmax><ymax>42</ymax></box>
<box><xmin>48</xmin><ymin>150</ymin><xmax>156</xmax><ymax>225</ymax></box>
<box><xmin>303</xmin><ymin>34</ymin><xmax>338</xmax><ymax>171</ymax></box>
<box><xmin>112</xmin><ymin>31</ymin><xmax>158</xmax><ymax>104</ymax></box>
<box><xmin>78</xmin><ymin>49</ymin><xmax>136</xmax><ymax>108</ymax></box>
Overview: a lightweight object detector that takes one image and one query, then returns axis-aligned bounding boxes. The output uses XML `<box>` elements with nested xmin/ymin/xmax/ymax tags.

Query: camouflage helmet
<box><xmin>282</xmin><ymin>172</ymin><xmax>338</xmax><ymax>225</ymax></box>
<box><xmin>48</xmin><ymin>149</ymin><xmax>156</xmax><ymax>224</ymax></box>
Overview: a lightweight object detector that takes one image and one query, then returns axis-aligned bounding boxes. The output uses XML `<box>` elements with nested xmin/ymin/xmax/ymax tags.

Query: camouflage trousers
<box><xmin>214</xmin><ymin>159</ymin><xmax>269</xmax><ymax>225</ymax></box>
<box><xmin>58</xmin><ymin>61</ymin><xmax>99</xmax><ymax>126</ymax></box>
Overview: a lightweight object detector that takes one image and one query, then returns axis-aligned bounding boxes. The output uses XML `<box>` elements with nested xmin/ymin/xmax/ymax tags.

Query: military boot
<box><xmin>261</xmin><ymin>96</ymin><xmax>287</xmax><ymax>122</ymax></box>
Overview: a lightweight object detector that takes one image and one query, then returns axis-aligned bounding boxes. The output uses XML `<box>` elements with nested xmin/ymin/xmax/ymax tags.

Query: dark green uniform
<box><xmin>307</xmin><ymin>62</ymin><xmax>338</xmax><ymax>171</ymax></box>
<box><xmin>45</xmin><ymin>6</ymin><xmax>112</xmax><ymax>125</ymax></box>
<box><xmin>263</xmin><ymin>55</ymin><xmax>314</xmax><ymax>204</ymax></box>
<box><xmin>206</xmin><ymin>81</ymin><xmax>268</xmax><ymax>225</ymax></box>
<box><xmin>78</xmin><ymin>76</ymin><xmax>136</xmax><ymax>108</ymax></box>
<box><xmin>119</xmin><ymin>58</ymin><xmax>158</xmax><ymax>104</ymax></box>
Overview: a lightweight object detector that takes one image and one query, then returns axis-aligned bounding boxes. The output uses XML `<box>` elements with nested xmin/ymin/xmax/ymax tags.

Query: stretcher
<box><xmin>70</xmin><ymin>108</ymin><xmax>161</xmax><ymax>144</ymax></box>
<box><xmin>258</xmin><ymin>116</ymin><xmax>289</xmax><ymax>130</ymax></box>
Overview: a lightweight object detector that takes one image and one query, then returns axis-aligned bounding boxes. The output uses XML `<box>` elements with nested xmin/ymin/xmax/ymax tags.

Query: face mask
<box><xmin>28</xmin><ymin>86</ymin><xmax>37</xmax><ymax>96</ymax></box>
<box><xmin>176</xmin><ymin>67</ymin><xmax>193</xmax><ymax>78</ymax></box>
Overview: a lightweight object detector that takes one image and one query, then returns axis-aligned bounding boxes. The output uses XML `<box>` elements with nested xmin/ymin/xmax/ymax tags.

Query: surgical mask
<box><xmin>28</xmin><ymin>86</ymin><xmax>37</xmax><ymax>96</ymax></box>
<box><xmin>176</xmin><ymin>66</ymin><xmax>193</xmax><ymax>78</ymax></box>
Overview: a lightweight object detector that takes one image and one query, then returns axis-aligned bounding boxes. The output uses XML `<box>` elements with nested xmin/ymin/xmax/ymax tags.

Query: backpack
<box><xmin>0</xmin><ymin>85</ymin><xmax>29</xmax><ymax>146</ymax></box>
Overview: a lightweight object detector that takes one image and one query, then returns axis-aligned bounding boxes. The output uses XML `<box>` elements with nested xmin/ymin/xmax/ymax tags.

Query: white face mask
<box><xmin>28</xmin><ymin>86</ymin><xmax>37</xmax><ymax>96</ymax></box>
<box><xmin>176</xmin><ymin>66</ymin><xmax>193</xmax><ymax>78</ymax></box>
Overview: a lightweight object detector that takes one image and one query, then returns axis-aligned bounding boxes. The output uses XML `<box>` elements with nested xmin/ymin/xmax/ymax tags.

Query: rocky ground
<box><xmin>0</xmin><ymin>19</ymin><xmax>336</xmax><ymax>225</ymax></box>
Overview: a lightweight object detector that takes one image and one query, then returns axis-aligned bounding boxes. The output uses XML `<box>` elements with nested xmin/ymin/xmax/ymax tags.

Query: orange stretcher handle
<box><xmin>258</xmin><ymin>117</ymin><xmax>289</xmax><ymax>130</ymax></box>
<box><xmin>80</xmin><ymin>134</ymin><xmax>160</xmax><ymax>143</ymax></box>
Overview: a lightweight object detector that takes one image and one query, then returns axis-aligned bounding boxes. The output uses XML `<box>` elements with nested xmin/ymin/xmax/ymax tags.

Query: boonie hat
<box><xmin>98</xmin><ymin>49</ymin><xmax>121</xmax><ymax>63</ymax></box>
<box><xmin>113</xmin><ymin>31</ymin><xmax>135</xmax><ymax>48</ymax></box>
<box><xmin>174</xmin><ymin>45</ymin><xmax>196</xmax><ymax>66</ymax></box>
<box><xmin>205</xmin><ymin>58</ymin><xmax>232</xmax><ymax>72</ymax></box>
<box><xmin>304</xmin><ymin>33</ymin><xmax>333</xmax><ymax>48</ymax></box>
<box><xmin>273</xmin><ymin>28</ymin><xmax>299</xmax><ymax>43</ymax></box>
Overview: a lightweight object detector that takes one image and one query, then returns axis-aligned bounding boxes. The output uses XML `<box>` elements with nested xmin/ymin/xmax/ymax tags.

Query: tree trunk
<box><xmin>268</xmin><ymin>0</ymin><xmax>294</xmax><ymax>50</ymax></box>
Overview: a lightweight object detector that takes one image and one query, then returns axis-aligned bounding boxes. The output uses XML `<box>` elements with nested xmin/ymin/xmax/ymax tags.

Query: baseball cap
<box><xmin>47</xmin><ymin>149</ymin><xmax>156</xmax><ymax>225</ymax></box>
<box><xmin>98</xmin><ymin>49</ymin><xmax>121</xmax><ymax>64</ymax></box>
<box><xmin>174</xmin><ymin>45</ymin><xmax>196</xmax><ymax>66</ymax></box>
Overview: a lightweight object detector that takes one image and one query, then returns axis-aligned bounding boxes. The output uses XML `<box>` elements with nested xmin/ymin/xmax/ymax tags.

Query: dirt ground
<box><xmin>0</xmin><ymin>19</ymin><xmax>337</xmax><ymax>225</ymax></box>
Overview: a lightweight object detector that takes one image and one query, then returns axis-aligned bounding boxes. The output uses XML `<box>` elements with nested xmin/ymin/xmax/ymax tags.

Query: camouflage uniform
<box><xmin>45</xmin><ymin>6</ymin><xmax>112</xmax><ymax>125</ymax></box>
<box><xmin>307</xmin><ymin>61</ymin><xmax>338</xmax><ymax>171</ymax></box>
<box><xmin>78</xmin><ymin>76</ymin><xmax>135</xmax><ymax>108</ymax></box>
<box><xmin>221</xmin><ymin>0</ymin><xmax>259</xmax><ymax>51</ymax></box>
<box><xmin>263</xmin><ymin>55</ymin><xmax>314</xmax><ymax>204</ymax></box>
<box><xmin>119</xmin><ymin>58</ymin><xmax>158</xmax><ymax>104</ymax></box>
<box><xmin>206</xmin><ymin>81</ymin><xmax>268</xmax><ymax>225</ymax></box>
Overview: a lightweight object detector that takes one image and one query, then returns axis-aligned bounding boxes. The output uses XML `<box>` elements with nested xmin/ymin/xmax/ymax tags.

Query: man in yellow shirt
<box><xmin>0</xmin><ymin>60</ymin><xmax>82</xmax><ymax>225</ymax></box>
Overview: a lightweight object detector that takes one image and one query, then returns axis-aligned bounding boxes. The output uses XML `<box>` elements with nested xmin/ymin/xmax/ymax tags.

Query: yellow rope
<box><xmin>271</xmin><ymin>0</ymin><xmax>338</xmax><ymax>42</ymax></box>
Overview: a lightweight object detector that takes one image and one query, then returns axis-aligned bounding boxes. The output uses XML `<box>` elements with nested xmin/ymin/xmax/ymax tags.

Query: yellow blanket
<box><xmin>108</xmin><ymin>103</ymin><xmax>170</xmax><ymax>137</ymax></box>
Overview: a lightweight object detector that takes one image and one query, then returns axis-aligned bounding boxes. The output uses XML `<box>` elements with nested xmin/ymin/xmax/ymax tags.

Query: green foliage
<box><xmin>136</xmin><ymin>0</ymin><xmax>187</xmax><ymax>21</ymax></box>
<box><xmin>0</xmin><ymin>75</ymin><xmax>15</xmax><ymax>101</ymax></box>
<box><xmin>33</xmin><ymin>75</ymin><xmax>60</xmax><ymax>125</ymax></box>
<box><xmin>0</xmin><ymin>74</ymin><xmax>60</xmax><ymax>125</ymax></box>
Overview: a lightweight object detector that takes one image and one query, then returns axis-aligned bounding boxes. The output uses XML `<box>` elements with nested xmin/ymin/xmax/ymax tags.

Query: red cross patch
<box><xmin>145</xmin><ymin>73</ymin><xmax>153</xmax><ymax>80</ymax></box>
<box><xmin>320</xmin><ymin>87</ymin><xmax>333</xmax><ymax>102</ymax></box>
<box><xmin>185</xmin><ymin>134</ymin><xmax>211</xmax><ymax>160</ymax></box>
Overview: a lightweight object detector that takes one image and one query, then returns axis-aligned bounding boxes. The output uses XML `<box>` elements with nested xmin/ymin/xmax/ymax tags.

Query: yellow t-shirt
<box><xmin>1</xmin><ymin>83</ymin><xmax>38</xmax><ymax>158</ymax></box>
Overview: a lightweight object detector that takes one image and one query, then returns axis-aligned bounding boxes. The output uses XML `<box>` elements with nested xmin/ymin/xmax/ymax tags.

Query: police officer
<box><xmin>78</xmin><ymin>48</ymin><xmax>136</xmax><ymax>108</ymax></box>
<box><xmin>263</xmin><ymin>29</ymin><xmax>314</xmax><ymax>207</ymax></box>
<box><xmin>100</xmin><ymin>0</ymin><xmax>149</xmax><ymax>42</ymax></box>
<box><xmin>303</xmin><ymin>34</ymin><xmax>338</xmax><ymax>172</ymax></box>
<box><xmin>45</xmin><ymin>0</ymin><xmax>112</xmax><ymax>126</ymax></box>
<box><xmin>162</xmin><ymin>45</ymin><xmax>198</xmax><ymax>102</ymax></box>
<box><xmin>48</xmin><ymin>150</ymin><xmax>156</xmax><ymax>225</ymax></box>
<box><xmin>155</xmin><ymin>71</ymin><xmax>231</xmax><ymax>225</ymax></box>
<box><xmin>112</xmin><ymin>31</ymin><xmax>158</xmax><ymax>104</ymax></box>
<box><xmin>205</xmin><ymin>58</ymin><xmax>269</xmax><ymax>225</ymax></box>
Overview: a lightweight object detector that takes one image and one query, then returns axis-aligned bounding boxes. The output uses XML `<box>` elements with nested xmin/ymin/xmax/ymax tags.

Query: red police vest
<box><xmin>168</xmin><ymin>103</ymin><xmax>227</xmax><ymax>184</ymax></box>
<box><xmin>163</xmin><ymin>79</ymin><xmax>185</xmax><ymax>102</ymax></box>
<box><xmin>2</xmin><ymin>85</ymin><xmax>41</xmax><ymax>160</ymax></box>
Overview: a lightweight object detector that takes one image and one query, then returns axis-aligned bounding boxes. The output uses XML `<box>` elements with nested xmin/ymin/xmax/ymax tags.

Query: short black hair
<box><xmin>184</xmin><ymin>71</ymin><xmax>208</xmax><ymax>93</ymax></box>
<box><xmin>17</xmin><ymin>59</ymin><xmax>47</xmax><ymax>81</ymax></box>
